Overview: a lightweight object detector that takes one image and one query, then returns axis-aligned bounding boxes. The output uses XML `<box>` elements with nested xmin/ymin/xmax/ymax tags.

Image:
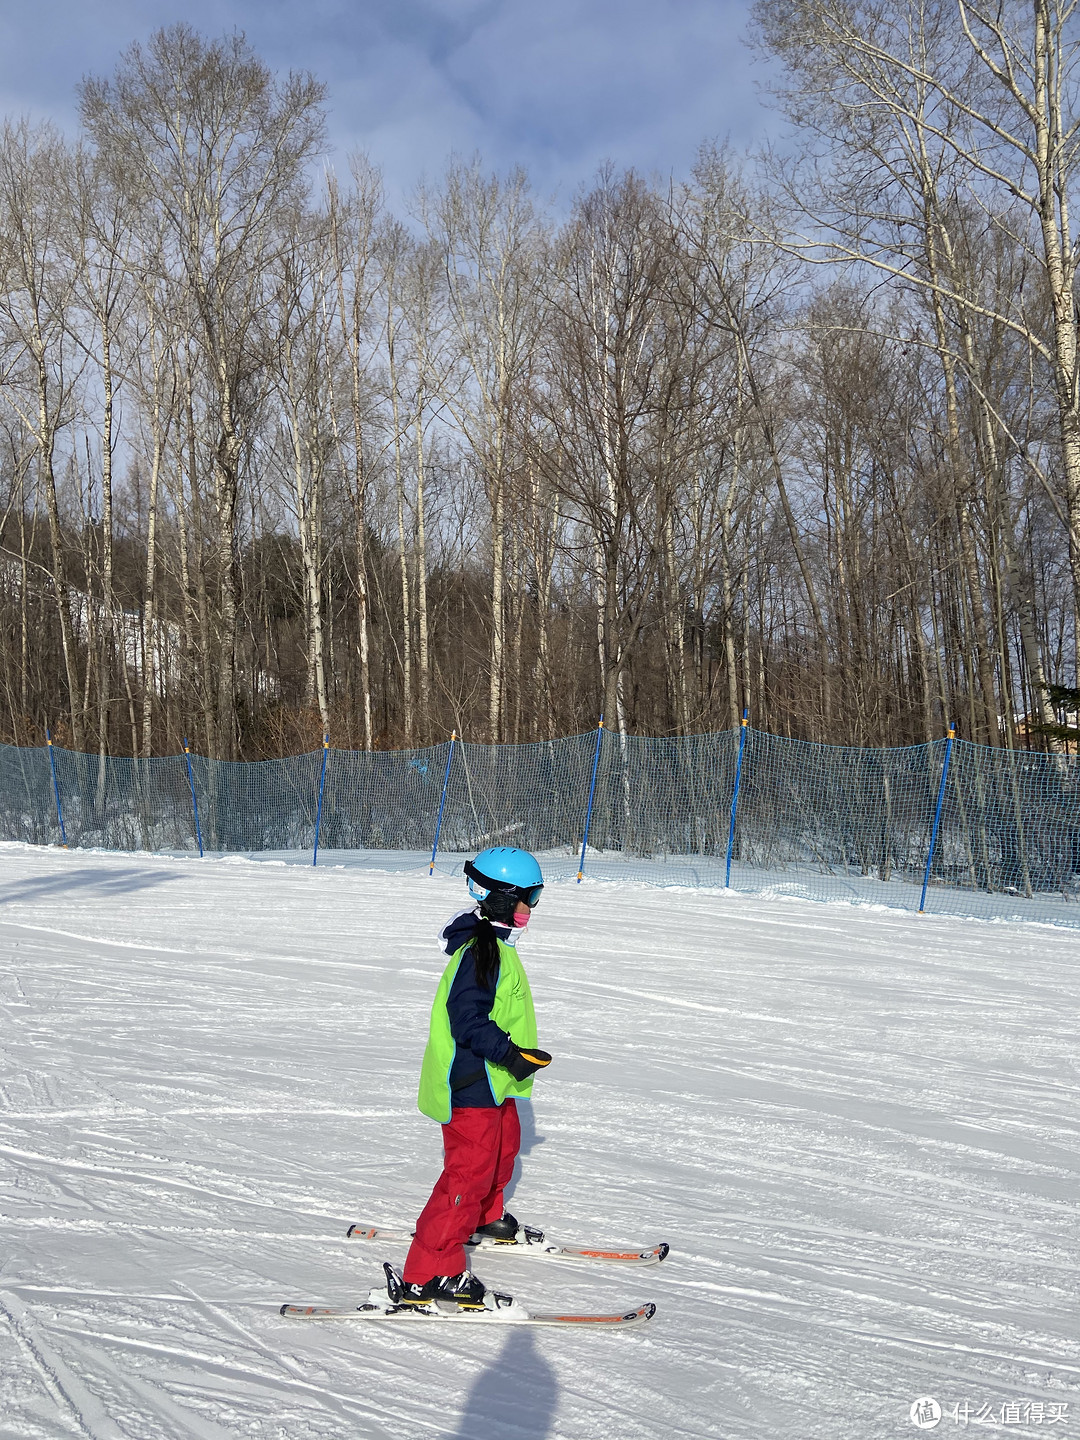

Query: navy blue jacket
<box><xmin>440</xmin><ymin>909</ymin><xmax>517</xmax><ymax>1108</ymax></box>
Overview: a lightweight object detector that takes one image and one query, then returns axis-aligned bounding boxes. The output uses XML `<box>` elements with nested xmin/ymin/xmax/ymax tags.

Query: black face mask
<box><xmin>480</xmin><ymin>889</ymin><xmax>518</xmax><ymax>926</ymax></box>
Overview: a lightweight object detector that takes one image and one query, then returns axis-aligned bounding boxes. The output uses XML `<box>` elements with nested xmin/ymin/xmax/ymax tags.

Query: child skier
<box><xmin>397</xmin><ymin>846</ymin><xmax>551</xmax><ymax>1312</ymax></box>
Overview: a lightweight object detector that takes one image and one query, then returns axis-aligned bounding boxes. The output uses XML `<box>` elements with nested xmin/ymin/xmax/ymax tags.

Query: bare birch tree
<box><xmin>422</xmin><ymin>162</ymin><xmax>548</xmax><ymax>741</ymax></box>
<box><xmin>0</xmin><ymin>122</ymin><xmax>86</xmax><ymax>750</ymax></box>
<box><xmin>80</xmin><ymin>25</ymin><xmax>326</xmax><ymax>755</ymax></box>
<box><xmin>753</xmin><ymin>0</ymin><xmax>1080</xmax><ymax>720</ymax></box>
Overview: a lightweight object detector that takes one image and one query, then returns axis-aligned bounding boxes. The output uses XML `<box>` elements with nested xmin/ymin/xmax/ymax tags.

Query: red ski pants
<box><xmin>403</xmin><ymin>1099</ymin><xmax>520</xmax><ymax>1283</ymax></box>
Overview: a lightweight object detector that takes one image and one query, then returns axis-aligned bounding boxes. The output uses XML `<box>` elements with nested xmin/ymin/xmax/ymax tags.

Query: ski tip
<box><xmin>638</xmin><ymin>1303</ymin><xmax>657</xmax><ymax>1322</ymax></box>
<box><xmin>279</xmin><ymin>1303</ymin><xmax>288</xmax><ymax>1316</ymax></box>
<box><xmin>656</xmin><ymin>1244</ymin><xmax>670</xmax><ymax>1263</ymax></box>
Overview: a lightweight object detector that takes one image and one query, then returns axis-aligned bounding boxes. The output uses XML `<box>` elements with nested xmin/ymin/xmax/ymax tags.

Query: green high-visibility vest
<box><xmin>417</xmin><ymin>938</ymin><xmax>538</xmax><ymax>1123</ymax></box>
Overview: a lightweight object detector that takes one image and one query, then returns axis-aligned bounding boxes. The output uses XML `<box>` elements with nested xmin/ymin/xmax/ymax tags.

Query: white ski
<box><xmin>345</xmin><ymin>1222</ymin><xmax>669</xmax><ymax>1267</ymax></box>
<box><xmin>280</xmin><ymin>1298</ymin><xmax>657</xmax><ymax>1328</ymax></box>
<box><xmin>281</xmin><ymin>1261</ymin><xmax>657</xmax><ymax>1329</ymax></box>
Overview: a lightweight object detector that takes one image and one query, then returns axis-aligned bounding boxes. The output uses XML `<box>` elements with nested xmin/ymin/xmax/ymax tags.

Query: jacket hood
<box><xmin>438</xmin><ymin>907</ymin><xmax>515</xmax><ymax>955</ymax></box>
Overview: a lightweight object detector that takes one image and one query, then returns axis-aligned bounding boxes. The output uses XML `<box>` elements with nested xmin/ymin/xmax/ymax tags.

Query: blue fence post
<box><xmin>430</xmin><ymin>731</ymin><xmax>458</xmax><ymax>876</ymax></box>
<box><xmin>725</xmin><ymin>709</ymin><xmax>749</xmax><ymax>887</ymax></box>
<box><xmin>45</xmin><ymin>726</ymin><xmax>68</xmax><ymax>848</ymax></box>
<box><xmin>313</xmin><ymin>733</ymin><xmax>330</xmax><ymax>867</ymax></box>
<box><xmin>919</xmin><ymin>723</ymin><xmax>956</xmax><ymax>913</ymax></box>
<box><xmin>182</xmin><ymin>737</ymin><xmax>204</xmax><ymax>857</ymax></box>
<box><xmin>577</xmin><ymin>717</ymin><xmax>605</xmax><ymax>883</ymax></box>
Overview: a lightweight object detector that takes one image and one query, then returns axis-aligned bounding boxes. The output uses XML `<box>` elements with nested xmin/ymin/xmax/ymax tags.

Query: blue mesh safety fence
<box><xmin>1</xmin><ymin>728</ymin><xmax>1077</xmax><ymax>928</ymax></box>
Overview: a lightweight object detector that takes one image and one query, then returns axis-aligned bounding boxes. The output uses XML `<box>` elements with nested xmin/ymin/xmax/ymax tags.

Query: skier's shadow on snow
<box><xmin>503</xmin><ymin>1098</ymin><xmax>543</xmax><ymax>1206</ymax></box>
<box><xmin>452</xmin><ymin>1327</ymin><xmax>558</xmax><ymax>1439</ymax></box>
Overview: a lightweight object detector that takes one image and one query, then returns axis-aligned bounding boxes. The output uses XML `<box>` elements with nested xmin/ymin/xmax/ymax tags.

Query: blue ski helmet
<box><xmin>464</xmin><ymin>847</ymin><xmax>544</xmax><ymax>909</ymax></box>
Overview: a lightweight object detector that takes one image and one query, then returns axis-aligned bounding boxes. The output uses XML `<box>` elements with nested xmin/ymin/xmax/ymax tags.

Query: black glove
<box><xmin>503</xmin><ymin>1045</ymin><xmax>552</xmax><ymax>1081</ymax></box>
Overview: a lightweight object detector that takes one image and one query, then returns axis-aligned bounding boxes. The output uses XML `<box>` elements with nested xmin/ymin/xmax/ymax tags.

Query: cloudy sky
<box><xmin>0</xmin><ymin>0</ymin><xmax>784</xmax><ymax>209</ymax></box>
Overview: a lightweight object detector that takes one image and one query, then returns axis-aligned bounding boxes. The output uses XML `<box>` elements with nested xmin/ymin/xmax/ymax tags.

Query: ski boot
<box><xmin>473</xmin><ymin>1212</ymin><xmax>520</xmax><ymax>1243</ymax></box>
<box><xmin>380</xmin><ymin>1262</ymin><xmax>527</xmax><ymax>1318</ymax></box>
<box><xmin>401</xmin><ymin>1268</ymin><xmax>488</xmax><ymax>1310</ymax></box>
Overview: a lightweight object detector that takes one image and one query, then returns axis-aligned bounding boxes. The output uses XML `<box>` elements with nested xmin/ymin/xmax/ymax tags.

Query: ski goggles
<box><xmin>464</xmin><ymin>861</ymin><xmax>544</xmax><ymax>909</ymax></box>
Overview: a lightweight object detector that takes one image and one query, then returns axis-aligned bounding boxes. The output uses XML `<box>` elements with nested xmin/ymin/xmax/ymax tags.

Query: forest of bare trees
<box><xmin>1</xmin><ymin>9</ymin><xmax>1078</xmax><ymax>761</ymax></box>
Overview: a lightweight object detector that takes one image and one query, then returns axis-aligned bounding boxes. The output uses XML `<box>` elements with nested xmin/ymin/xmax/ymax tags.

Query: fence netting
<box><xmin>1</xmin><ymin>728</ymin><xmax>1077</xmax><ymax>929</ymax></box>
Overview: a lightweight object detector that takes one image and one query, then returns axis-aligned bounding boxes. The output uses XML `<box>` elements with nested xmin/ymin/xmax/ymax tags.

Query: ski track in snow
<box><xmin>0</xmin><ymin>840</ymin><xmax>1077</xmax><ymax>1439</ymax></box>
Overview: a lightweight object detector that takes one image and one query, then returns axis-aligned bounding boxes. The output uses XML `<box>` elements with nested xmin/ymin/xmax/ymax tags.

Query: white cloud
<box><xmin>0</xmin><ymin>0</ymin><xmax>783</xmax><ymax>211</ymax></box>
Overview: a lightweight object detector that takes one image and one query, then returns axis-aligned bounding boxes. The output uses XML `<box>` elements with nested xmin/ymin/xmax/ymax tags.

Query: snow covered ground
<box><xmin>0</xmin><ymin>841</ymin><xmax>1077</xmax><ymax>1440</ymax></box>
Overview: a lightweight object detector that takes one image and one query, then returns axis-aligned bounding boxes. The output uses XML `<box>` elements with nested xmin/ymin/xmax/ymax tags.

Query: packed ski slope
<box><xmin>0</xmin><ymin>842</ymin><xmax>1077</xmax><ymax>1440</ymax></box>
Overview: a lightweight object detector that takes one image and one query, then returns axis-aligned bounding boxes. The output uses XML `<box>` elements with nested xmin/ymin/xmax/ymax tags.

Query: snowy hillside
<box><xmin>0</xmin><ymin>842</ymin><xmax>1077</xmax><ymax>1439</ymax></box>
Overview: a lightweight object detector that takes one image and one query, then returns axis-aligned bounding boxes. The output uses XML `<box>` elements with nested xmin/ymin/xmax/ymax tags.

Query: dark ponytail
<box><xmin>472</xmin><ymin>914</ymin><xmax>502</xmax><ymax>991</ymax></box>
